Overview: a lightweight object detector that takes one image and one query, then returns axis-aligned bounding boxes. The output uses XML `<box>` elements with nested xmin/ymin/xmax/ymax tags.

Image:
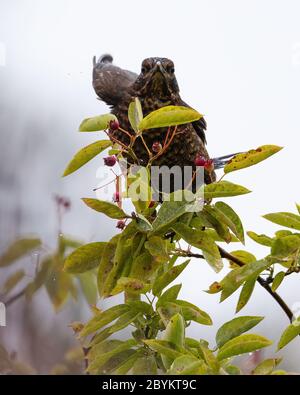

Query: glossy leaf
<box><xmin>236</xmin><ymin>276</ymin><xmax>257</xmax><ymax>312</ymax></box>
<box><xmin>82</xmin><ymin>198</ymin><xmax>129</xmax><ymax>219</ymax></box>
<box><xmin>152</xmin><ymin>259</ymin><xmax>190</xmax><ymax>296</ymax></box>
<box><xmin>64</xmin><ymin>242</ymin><xmax>106</xmax><ymax>273</ymax></box>
<box><xmin>214</xmin><ymin>201</ymin><xmax>245</xmax><ymax>243</ymax></box>
<box><xmin>204</xmin><ymin>181</ymin><xmax>251</xmax><ymax>199</ymax></box>
<box><xmin>216</xmin><ymin>316</ymin><xmax>264</xmax><ymax>348</ymax></box>
<box><xmin>224</xmin><ymin>145</ymin><xmax>282</xmax><ymax>174</ymax></box>
<box><xmin>277</xmin><ymin>317</ymin><xmax>300</xmax><ymax>350</ymax></box>
<box><xmin>139</xmin><ymin>105</ymin><xmax>202</xmax><ymax>131</ymax></box>
<box><xmin>79</xmin><ymin>114</ymin><xmax>117</xmax><ymax>132</ymax></box>
<box><xmin>217</xmin><ymin>334</ymin><xmax>272</xmax><ymax>360</ymax></box>
<box><xmin>128</xmin><ymin>98</ymin><xmax>143</xmax><ymax>133</ymax></box>
<box><xmin>156</xmin><ymin>284</ymin><xmax>182</xmax><ymax>308</ymax></box>
<box><xmin>252</xmin><ymin>358</ymin><xmax>282</xmax><ymax>375</ymax></box>
<box><xmin>271</xmin><ymin>271</ymin><xmax>285</xmax><ymax>292</ymax></box>
<box><xmin>63</xmin><ymin>140</ymin><xmax>112</xmax><ymax>176</ymax></box>
<box><xmin>247</xmin><ymin>231</ymin><xmax>273</xmax><ymax>247</ymax></box>
<box><xmin>263</xmin><ymin>212</ymin><xmax>300</xmax><ymax>231</ymax></box>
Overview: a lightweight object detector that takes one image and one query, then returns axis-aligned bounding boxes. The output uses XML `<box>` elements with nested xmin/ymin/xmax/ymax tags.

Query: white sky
<box><xmin>1</xmin><ymin>0</ymin><xmax>300</xmax><ymax>370</ymax></box>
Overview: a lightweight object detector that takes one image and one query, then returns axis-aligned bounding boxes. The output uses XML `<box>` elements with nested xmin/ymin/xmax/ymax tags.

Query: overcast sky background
<box><xmin>1</xmin><ymin>0</ymin><xmax>300</xmax><ymax>370</ymax></box>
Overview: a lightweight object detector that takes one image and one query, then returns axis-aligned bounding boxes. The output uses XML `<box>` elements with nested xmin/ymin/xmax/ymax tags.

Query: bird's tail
<box><xmin>93</xmin><ymin>53</ymin><xmax>113</xmax><ymax>67</ymax></box>
<box><xmin>212</xmin><ymin>152</ymin><xmax>241</xmax><ymax>169</ymax></box>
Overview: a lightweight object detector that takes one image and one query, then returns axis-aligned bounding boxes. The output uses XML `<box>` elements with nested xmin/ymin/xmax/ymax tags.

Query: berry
<box><xmin>63</xmin><ymin>199</ymin><xmax>71</xmax><ymax>209</ymax></box>
<box><xmin>204</xmin><ymin>159</ymin><xmax>214</xmax><ymax>172</ymax></box>
<box><xmin>152</xmin><ymin>141</ymin><xmax>162</xmax><ymax>153</ymax></box>
<box><xmin>109</xmin><ymin>119</ymin><xmax>119</xmax><ymax>131</ymax></box>
<box><xmin>103</xmin><ymin>155</ymin><xmax>117</xmax><ymax>167</ymax></box>
<box><xmin>113</xmin><ymin>192</ymin><xmax>120</xmax><ymax>203</ymax></box>
<box><xmin>116</xmin><ymin>220</ymin><xmax>126</xmax><ymax>230</ymax></box>
<box><xmin>194</xmin><ymin>156</ymin><xmax>207</xmax><ymax>166</ymax></box>
<box><xmin>148</xmin><ymin>201</ymin><xmax>155</xmax><ymax>208</ymax></box>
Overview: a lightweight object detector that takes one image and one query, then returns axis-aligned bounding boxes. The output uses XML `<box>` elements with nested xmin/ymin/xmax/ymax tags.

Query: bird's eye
<box><xmin>141</xmin><ymin>66</ymin><xmax>147</xmax><ymax>74</ymax></box>
<box><xmin>169</xmin><ymin>67</ymin><xmax>175</xmax><ymax>74</ymax></box>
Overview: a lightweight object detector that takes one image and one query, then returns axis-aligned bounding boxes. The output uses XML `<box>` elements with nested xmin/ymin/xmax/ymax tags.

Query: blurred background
<box><xmin>0</xmin><ymin>0</ymin><xmax>300</xmax><ymax>373</ymax></box>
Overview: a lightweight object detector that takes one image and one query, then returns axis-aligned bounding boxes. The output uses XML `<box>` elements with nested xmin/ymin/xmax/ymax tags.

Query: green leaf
<box><xmin>111</xmin><ymin>351</ymin><xmax>141</xmax><ymax>374</ymax></box>
<box><xmin>216</xmin><ymin>316</ymin><xmax>264</xmax><ymax>349</ymax></box>
<box><xmin>45</xmin><ymin>269</ymin><xmax>73</xmax><ymax>311</ymax></box>
<box><xmin>143</xmin><ymin>340</ymin><xmax>184</xmax><ymax>361</ymax></box>
<box><xmin>214</xmin><ymin>202</ymin><xmax>245</xmax><ymax>243</ymax></box>
<box><xmin>271</xmin><ymin>235</ymin><xmax>300</xmax><ymax>258</ymax></box>
<box><xmin>199</xmin><ymin>344</ymin><xmax>220</xmax><ymax>373</ymax></box>
<box><xmin>2</xmin><ymin>270</ymin><xmax>25</xmax><ymax>294</ymax></box>
<box><xmin>130</xmin><ymin>251</ymin><xmax>161</xmax><ymax>281</ymax></box>
<box><xmin>199</xmin><ymin>207</ymin><xmax>232</xmax><ymax>243</ymax></box>
<box><xmin>97</xmin><ymin>238</ymin><xmax>119</xmax><ymax>297</ymax></box>
<box><xmin>252</xmin><ymin>358</ymin><xmax>282</xmax><ymax>375</ymax></box>
<box><xmin>271</xmin><ymin>271</ymin><xmax>285</xmax><ymax>292</ymax></box>
<box><xmin>152</xmin><ymin>260</ymin><xmax>190</xmax><ymax>296</ymax></box>
<box><xmin>217</xmin><ymin>334</ymin><xmax>272</xmax><ymax>361</ymax></box>
<box><xmin>152</xmin><ymin>196</ymin><xmax>196</xmax><ymax>233</ymax></box>
<box><xmin>247</xmin><ymin>231</ymin><xmax>273</xmax><ymax>247</ymax></box>
<box><xmin>128</xmin><ymin>98</ymin><xmax>143</xmax><ymax>133</ymax></box>
<box><xmin>220</xmin><ymin>259</ymin><xmax>269</xmax><ymax>301</ymax></box>
<box><xmin>204</xmin><ymin>181</ymin><xmax>251</xmax><ymax>199</ymax></box>
<box><xmin>174</xmin><ymin>300</ymin><xmax>212</xmax><ymax>325</ymax></box>
<box><xmin>0</xmin><ymin>238</ymin><xmax>41</xmax><ymax>267</ymax></box>
<box><xmin>79</xmin><ymin>304</ymin><xmax>129</xmax><ymax>337</ymax></box>
<box><xmin>171</xmin><ymin>223</ymin><xmax>222</xmax><ymax>272</ymax></box>
<box><xmin>235</xmin><ymin>276</ymin><xmax>257</xmax><ymax>313</ymax></box>
<box><xmin>224</xmin><ymin>145</ymin><xmax>283</xmax><ymax>174</ymax></box>
<box><xmin>107</xmin><ymin>310</ymin><xmax>141</xmax><ymax>334</ymax></box>
<box><xmin>263</xmin><ymin>212</ymin><xmax>300</xmax><ymax>231</ymax></box>
<box><xmin>168</xmin><ymin>355</ymin><xmax>207</xmax><ymax>375</ymax></box>
<box><xmin>229</xmin><ymin>250</ymin><xmax>256</xmax><ymax>266</ymax></box>
<box><xmin>63</xmin><ymin>140</ymin><xmax>112</xmax><ymax>176</ymax></box>
<box><xmin>224</xmin><ymin>365</ymin><xmax>242</xmax><ymax>375</ymax></box>
<box><xmin>82</xmin><ymin>198</ymin><xmax>129</xmax><ymax>219</ymax></box>
<box><xmin>77</xmin><ymin>272</ymin><xmax>98</xmax><ymax>305</ymax></box>
<box><xmin>64</xmin><ymin>242</ymin><xmax>106</xmax><ymax>273</ymax></box>
<box><xmin>139</xmin><ymin>105</ymin><xmax>202</xmax><ymax>131</ymax></box>
<box><xmin>87</xmin><ymin>339</ymin><xmax>137</xmax><ymax>373</ymax></box>
<box><xmin>111</xmin><ymin>277</ymin><xmax>151</xmax><ymax>296</ymax></box>
<box><xmin>132</xmin><ymin>355</ymin><xmax>157</xmax><ymax>374</ymax></box>
<box><xmin>156</xmin><ymin>284</ymin><xmax>182</xmax><ymax>308</ymax></box>
<box><xmin>277</xmin><ymin>317</ymin><xmax>300</xmax><ymax>350</ymax></box>
<box><xmin>145</xmin><ymin>236</ymin><xmax>170</xmax><ymax>262</ymax></box>
<box><xmin>161</xmin><ymin>313</ymin><xmax>185</xmax><ymax>369</ymax></box>
<box><xmin>79</xmin><ymin>114</ymin><xmax>117</xmax><ymax>132</ymax></box>
<box><xmin>133</xmin><ymin>214</ymin><xmax>153</xmax><ymax>232</ymax></box>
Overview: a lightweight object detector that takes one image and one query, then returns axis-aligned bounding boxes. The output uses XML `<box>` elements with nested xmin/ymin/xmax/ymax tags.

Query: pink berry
<box><xmin>104</xmin><ymin>156</ymin><xmax>117</xmax><ymax>167</ymax></box>
<box><xmin>194</xmin><ymin>156</ymin><xmax>207</xmax><ymax>166</ymax></box>
<box><xmin>113</xmin><ymin>192</ymin><xmax>120</xmax><ymax>203</ymax></box>
<box><xmin>109</xmin><ymin>119</ymin><xmax>120</xmax><ymax>131</ymax></box>
<box><xmin>116</xmin><ymin>220</ymin><xmax>126</xmax><ymax>229</ymax></box>
<box><xmin>152</xmin><ymin>141</ymin><xmax>162</xmax><ymax>153</ymax></box>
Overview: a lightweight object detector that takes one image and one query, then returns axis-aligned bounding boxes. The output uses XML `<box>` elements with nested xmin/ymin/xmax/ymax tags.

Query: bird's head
<box><xmin>132</xmin><ymin>57</ymin><xmax>180</xmax><ymax>101</ymax></box>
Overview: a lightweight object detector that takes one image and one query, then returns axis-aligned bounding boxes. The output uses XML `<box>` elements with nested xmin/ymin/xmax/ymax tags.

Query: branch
<box><xmin>177</xmin><ymin>245</ymin><xmax>294</xmax><ymax>323</ymax></box>
<box><xmin>218</xmin><ymin>246</ymin><xmax>293</xmax><ymax>322</ymax></box>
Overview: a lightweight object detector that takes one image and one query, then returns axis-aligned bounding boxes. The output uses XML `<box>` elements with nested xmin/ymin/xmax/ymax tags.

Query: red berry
<box><xmin>109</xmin><ymin>119</ymin><xmax>119</xmax><ymax>131</ymax></box>
<box><xmin>152</xmin><ymin>141</ymin><xmax>162</xmax><ymax>153</ymax></box>
<box><xmin>113</xmin><ymin>192</ymin><xmax>120</xmax><ymax>202</ymax></box>
<box><xmin>204</xmin><ymin>159</ymin><xmax>214</xmax><ymax>172</ymax></box>
<box><xmin>194</xmin><ymin>156</ymin><xmax>207</xmax><ymax>166</ymax></box>
<box><xmin>104</xmin><ymin>155</ymin><xmax>117</xmax><ymax>167</ymax></box>
<box><xmin>148</xmin><ymin>201</ymin><xmax>155</xmax><ymax>208</ymax></box>
<box><xmin>63</xmin><ymin>199</ymin><xmax>71</xmax><ymax>209</ymax></box>
<box><xmin>116</xmin><ymin>220</ymin><xmax>126</xmax><ymax>229</ymax></box>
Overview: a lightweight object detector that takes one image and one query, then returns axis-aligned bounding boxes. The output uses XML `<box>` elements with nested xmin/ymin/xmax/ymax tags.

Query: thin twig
<box><xmin>4</xmin><ymin>288</ymin><xmax>27</xmax><ymax>307</ymax></box>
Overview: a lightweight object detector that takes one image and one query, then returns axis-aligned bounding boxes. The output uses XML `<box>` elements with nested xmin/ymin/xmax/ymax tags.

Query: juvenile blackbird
<box><xmin>92</xmin><ymin>54</ymin><xmax>216</xmax><ymax>187</ymax></box>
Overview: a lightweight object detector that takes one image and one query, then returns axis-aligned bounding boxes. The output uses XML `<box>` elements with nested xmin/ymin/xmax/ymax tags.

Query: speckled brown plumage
<box><xmin>92</xmin><ymin>55</ymin><xmax>216</xmax><ymax>187</ymax></box>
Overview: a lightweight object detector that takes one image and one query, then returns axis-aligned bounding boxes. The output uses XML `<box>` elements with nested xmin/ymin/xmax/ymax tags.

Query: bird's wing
<box><xmin>179</xmin><ymin>99</ymin><xmax>207</xmax><ymax>144</ymax></box>
<box><xmin>92</xmin><ymin>54</ymin><xmax>138</xmax><ymax>107</ymax></box>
